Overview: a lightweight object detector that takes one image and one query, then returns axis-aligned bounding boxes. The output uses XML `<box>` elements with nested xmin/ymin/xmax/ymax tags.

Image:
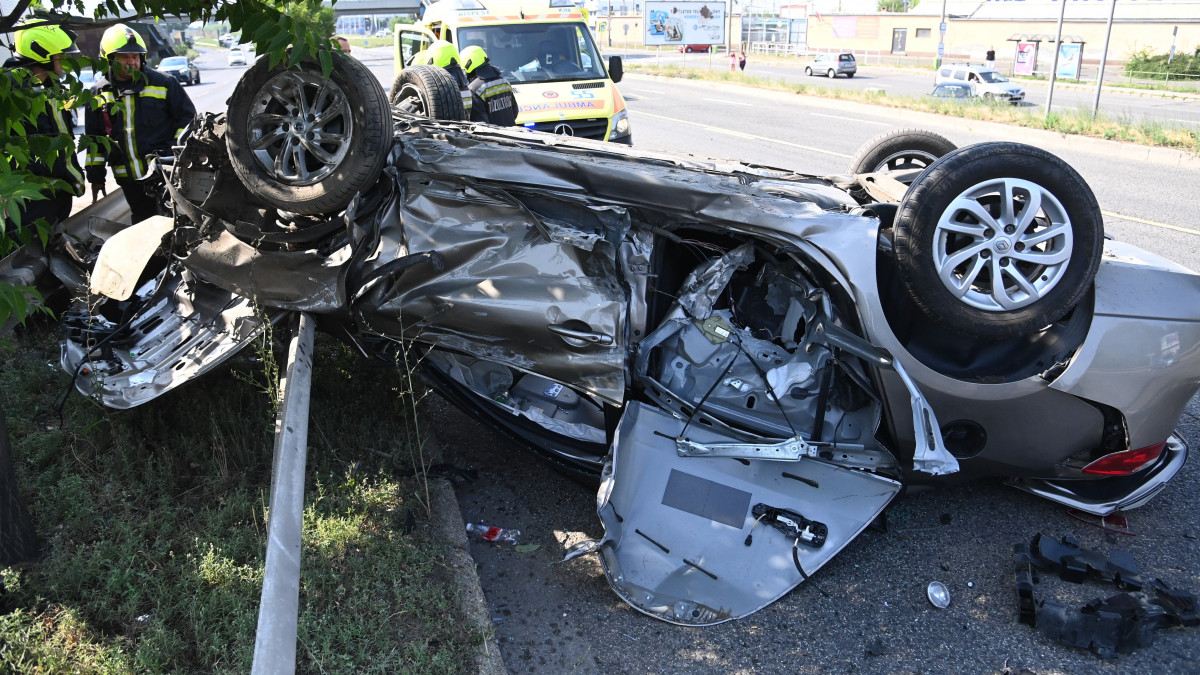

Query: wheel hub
<box><xmin>246</xmin><ymin>70</ymin><xmax>353</xmax><ymax>186</ymax></box>
<box><xmin>933</xmin><ymin>177</ymin><xmax>1074</xmax><ymax>312</ymax></box>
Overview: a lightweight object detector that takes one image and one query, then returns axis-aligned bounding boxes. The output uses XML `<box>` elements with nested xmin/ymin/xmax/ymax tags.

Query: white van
<box><xmin>935</xmin><ymin>64</ymin><xmax>1024</xmax><ymax>103</ymax></box>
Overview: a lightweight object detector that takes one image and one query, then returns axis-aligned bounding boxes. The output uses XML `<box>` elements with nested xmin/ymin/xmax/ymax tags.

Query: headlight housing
<box><xmin>608</xmin><ymin>109</ymin><xmax>631</xmax><ymax>143</ymax></box>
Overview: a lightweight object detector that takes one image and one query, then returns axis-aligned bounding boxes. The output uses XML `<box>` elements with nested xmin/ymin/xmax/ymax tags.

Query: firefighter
<box><xmin>84</xmin><ymin>23</ymin><xmax>196</xmax><ymax>224</ymax></box>
<box><xmin>460</xmin><ymin>45</ymin><xmax>518</xmax><ymax>127</ymax></box>
<box><xmin>420</xmin><ymin>40</ymin><xmax>472</xmax><ymax>120</ymax></box>
<box><xmin>3</xmin><ymin>22</ymin><xmax>85</xmax><ymax>236</ymax></box>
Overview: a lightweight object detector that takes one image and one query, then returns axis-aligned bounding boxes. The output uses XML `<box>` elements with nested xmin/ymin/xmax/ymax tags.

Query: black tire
<box><xmin>848</xmin><ymin>128</ymin><xmax>957</xmax><ymax>176</ymax></box>
<box><xmin>225</xmin><ymin>52</ymin><xmax>391</xmax><ymax>215</ymax></box>
<box><xmin>684</xmin><ymin>46</ymin><xmax>693</xmax><ymax>53</ymax></box>
<box><xmin>846</xmin><ymin>72</ymin><xmax>855</xmax><ymax>78</ymax></box>
<box><xmin>894</xmin><ymin>143</ymin><xmax>1104</xmax><ymax>339</ymax></box>
<box><xmin>389</xmin><ymin>65</ymin><xmax>464</xmax><ymax>121</ymax></box>
<box><xmin>805</xmin><ymin>66</ymin><xmax>813</xmax><ymax>76</ymax></box>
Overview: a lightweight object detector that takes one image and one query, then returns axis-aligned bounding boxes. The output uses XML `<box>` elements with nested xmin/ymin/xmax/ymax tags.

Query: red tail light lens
<box><xmin>1082</xmin><ymin>442</ymin><xmax>1166</xmax><ymax>476</ymax></box>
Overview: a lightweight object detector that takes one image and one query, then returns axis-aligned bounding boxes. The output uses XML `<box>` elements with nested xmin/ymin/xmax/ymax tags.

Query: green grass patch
<box><xmin>1</xmin><ymin>324</ymin><xmax>480</xmax><ymax>673</ymax></box>
<box><xmin>628</xmin><ymin>64</ymin><xmax>1200</xmax><ymax>155</ymax></box>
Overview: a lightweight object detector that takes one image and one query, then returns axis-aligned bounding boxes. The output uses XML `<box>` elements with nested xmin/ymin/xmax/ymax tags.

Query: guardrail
<box><xmin>1120</xmin><ymin>69</ymin><xmax>1200</xmax><ymax>85</ymax></box>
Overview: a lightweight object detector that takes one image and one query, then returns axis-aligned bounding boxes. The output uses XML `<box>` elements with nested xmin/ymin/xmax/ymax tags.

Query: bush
<box><xmin>1124</xmin><ymin>45</ymin><xmax>1200</xmax><ymax>81</ymax></box>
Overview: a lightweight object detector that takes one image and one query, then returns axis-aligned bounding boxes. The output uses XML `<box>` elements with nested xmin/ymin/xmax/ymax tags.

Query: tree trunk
<box><xmin>0</xmin><ymin>405</ymin><xmax>39</xmax><ymax>564</ymax></box>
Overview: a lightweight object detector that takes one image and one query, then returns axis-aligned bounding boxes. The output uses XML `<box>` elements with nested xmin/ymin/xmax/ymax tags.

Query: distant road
<box><xmin>621</xmin><ymin>48</ymin><xmax>1200</xmax><ymax>128</ymax></box>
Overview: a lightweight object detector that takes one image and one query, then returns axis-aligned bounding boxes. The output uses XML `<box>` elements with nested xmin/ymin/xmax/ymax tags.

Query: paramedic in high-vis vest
<box><xmin>84</xmin><ymin>24</ymin><xmax>195</xmax><ymax>223</ymax></box>
<box><xmin>3</xmin><ymin>22</ymin><xmax>85</xmax><ymax>234</ymax></box>
<box><xmin>460</xmin><ymin>45</ymin><xmax>518</xmax><ymax>127</ymax></box>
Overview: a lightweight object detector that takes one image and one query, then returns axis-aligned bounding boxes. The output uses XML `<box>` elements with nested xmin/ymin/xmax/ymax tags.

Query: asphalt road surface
<box><xmin>195</xmin><ymin>46</ymin><xmax>1200</xmax><ymax>672</ymax></box>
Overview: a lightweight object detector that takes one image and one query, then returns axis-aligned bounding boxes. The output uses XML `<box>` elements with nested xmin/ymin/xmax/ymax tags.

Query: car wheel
<box><xmin>195</xmin><ymin>73</ymin><xmax>201</xmax><ymax>85</ymax></box>
<box><xmin>827</xmin><ymin>69</ymin><xmax>836</xmax><ymax>78</ymax></box>
<box><xmin>685</xmin><ymin>47</ymin><xmax>692</xmax><ymax>53</ymax></box>
<box><xmin>847</xmin><ymin>128</ymin><xmax>957</xmax><ymax>177</ymax></box>
<box><xmin>984</xmin><ymin>92</ymin><xmax>996</xmax><ymax>102</ymax></box>
<box><xmin>389</xmin><ymin>65</ymin><xmax>465</xmax><ymax>121</ymax></box>
<box><xmin>893</xmin><ymin>143</ymin><xmax>1104</xmax><ymax>339</ymax></box>
<box><xmin>225</xmin><ymin>52</ymin><xmax>391</xmax><ymax>215</ymax></box>
<box><xmin>805</xmin><ymin>67</ymin><xmax>813</xmax><ymax>76</ymax></box>
<box><xmin>846</xmin><ymin>72</ymin><xmax>855</xmax><ymax>78</ymax></box>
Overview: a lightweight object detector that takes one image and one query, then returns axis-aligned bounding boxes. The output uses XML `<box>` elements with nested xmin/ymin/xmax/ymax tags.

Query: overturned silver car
<box><xmin>45</xmin><ymin>54</ymin><xmax>1200</xmax><ymax>624</ymax></box>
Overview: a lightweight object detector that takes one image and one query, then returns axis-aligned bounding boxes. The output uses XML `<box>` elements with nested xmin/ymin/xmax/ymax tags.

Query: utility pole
<box><xmin>1044</xmin><ymin>0</ymin><xmax>1068</xmax><ymax>117</ymax></box>
<box><xmin>1091</xmin><ymin>0</ymin><xmax>1117</xmax><ymax>118</ymax></box>
<box><xmin>935</xmin><ymin>0</ymin><xmax>947</xmax><ymax>69</ymax></box>
<box><xmin>607</xmin><ymin>0</ymin><xmax>613</xmax><ymax>46</ymax></box>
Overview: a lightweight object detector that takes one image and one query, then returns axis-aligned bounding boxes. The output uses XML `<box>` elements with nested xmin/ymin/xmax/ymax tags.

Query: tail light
<box><xmin>1082</xmin><ymin>442</ymin><xmax>1166</xmax><ymax>476</ymax></box>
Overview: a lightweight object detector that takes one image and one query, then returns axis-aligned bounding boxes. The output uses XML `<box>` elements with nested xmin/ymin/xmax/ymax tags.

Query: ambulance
<box><xmin>394</xmin><ymin>0</ymin><xmax>632</xmax><ymax>143</ymax></box>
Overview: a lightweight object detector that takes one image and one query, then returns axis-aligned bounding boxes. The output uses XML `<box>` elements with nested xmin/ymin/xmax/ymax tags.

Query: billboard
<box><xmin>1014</xmin><ymin>42</ymin><xmax>1037</xmax><ymax>76</ymax></box>
<box><xmin>645</xmin><ymin>2</ymin><xmax>727</xmax><ymax>46</ymax></box>
<box><xmin>1056</xmin><ymin>43</ymin><xmax>1082</xmax><ymax>79</ymax></box>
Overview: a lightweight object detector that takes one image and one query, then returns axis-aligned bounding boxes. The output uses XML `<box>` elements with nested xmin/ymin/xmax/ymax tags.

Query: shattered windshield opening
<box><xmin>459</xmin><ymin>23</ymin><xmax>606</xmax><ymax>83</ymax></box>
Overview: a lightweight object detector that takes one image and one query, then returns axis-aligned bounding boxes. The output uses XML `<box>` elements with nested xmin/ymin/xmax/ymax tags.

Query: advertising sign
<box><xmin>1056</xmin><ymin>43</ymin><xmax>1082</xmax><ymax>79</ymax></box>
<box><xmin>644</xmin><ymin>2</ymin><xmax>726</xmax><ymax>46</ymax></box>
<box><xmin>1014</xmin><ymin>42</ymin><xmax>1036</xmax><ymax>76</ymax></box>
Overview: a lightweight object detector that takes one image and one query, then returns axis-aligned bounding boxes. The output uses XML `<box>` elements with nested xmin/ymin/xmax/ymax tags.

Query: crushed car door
<box><xmin>583</xmin><ymin>401</ymin><xmax>901</xmax><ymax>625</ymax></box>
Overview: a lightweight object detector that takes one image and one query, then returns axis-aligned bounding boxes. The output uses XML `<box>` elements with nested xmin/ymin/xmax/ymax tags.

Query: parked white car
<box><xmin>935</xmin><ymin>63</ymin><xmax>1024</xmax><ymax>103</ymax></box>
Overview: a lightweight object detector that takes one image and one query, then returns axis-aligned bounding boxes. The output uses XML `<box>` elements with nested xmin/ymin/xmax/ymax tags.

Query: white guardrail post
<box><xmin>252</xmin><ymin>312</ymin><xmax>317</xmax><ymax>675</ymax></box>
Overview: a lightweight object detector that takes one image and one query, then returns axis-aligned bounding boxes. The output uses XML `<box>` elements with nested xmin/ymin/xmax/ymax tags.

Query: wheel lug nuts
<box><xmin>1004</xmin><ymin>225</ymin><xmax>1015</xmax><ymax>234</ymax></box>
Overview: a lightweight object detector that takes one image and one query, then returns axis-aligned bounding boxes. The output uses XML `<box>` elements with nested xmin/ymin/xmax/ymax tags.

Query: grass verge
<box><xmin>0</xmin><ymin>321</ymin><xmax>481</xmax><ymax>673</ymax></box>
<box><xmin>627</xmin><ymin>64</ymin><xmax>1200</xmax><ymax>155</ymax></box>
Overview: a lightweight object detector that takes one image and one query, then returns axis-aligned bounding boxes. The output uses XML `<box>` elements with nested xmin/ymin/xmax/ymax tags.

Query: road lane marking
<box><xmin>630</xmin><ymin>88</ymin><xmax>666</xmax><ymax>94</ymax></box>
<box><xmin>810</xmin><ymin>112</ymin><xmax>890</xmax><ymax>126</ymax></box>
<box><xmin>1103</xmin><ymin>210</ymin><xmax>1200</xmax><ymax>236</ymax></box>
<box><xmin>626</xmin><ymin>112</ymin><xmax>1196</xmax><ymax>234</ymax></box>
<box><xmin>635</xmin><ymin>111</ymin><xmax>853</xmax><ymax>157</ymax></box>
<box><xmin>705</xmin><ymin>97</ymin><xmax>753</xmax><ymax>106</ymax></box>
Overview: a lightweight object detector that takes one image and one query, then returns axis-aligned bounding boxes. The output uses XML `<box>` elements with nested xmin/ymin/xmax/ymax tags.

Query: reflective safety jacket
<box><xmin>84</xmin><ymin>68</ymin><xmax>195</xmax><ymax>184</ymax></box>
<box><xmin>468</xmin><ymin>63</ymin><xmax>517</xmax><ymax>127</ymax></box>
<box><xmin>444</xmin><ymin>63</ymin><xmax>473</xmax><ymax>119</ymax></box>
<box><xmin>3</xmin><ymin>70</ymin><xmax>84</xmax><ymax>197</ymax></box>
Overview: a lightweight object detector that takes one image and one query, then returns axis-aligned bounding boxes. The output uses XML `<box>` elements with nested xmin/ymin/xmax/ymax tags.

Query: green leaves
<box><xmin>1</xmin><ymin>1</ymin><xmax>341</xmax><ymax>328</ymax></box>
<box><xmin>0</xmin><ymin>282</ymin><xmax>44</xmax><ymax>328</ymax></box>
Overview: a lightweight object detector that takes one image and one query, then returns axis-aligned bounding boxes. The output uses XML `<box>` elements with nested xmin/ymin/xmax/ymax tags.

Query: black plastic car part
<box><xmin>1013</xmin><ymin>533</ymin><xmax>1200</xmax><ymax>659</ymax></box>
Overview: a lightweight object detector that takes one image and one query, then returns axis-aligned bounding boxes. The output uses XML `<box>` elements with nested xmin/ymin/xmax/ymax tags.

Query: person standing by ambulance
<box><xmin>460</xmin><ymin>45</ymin><xmax>518</xmax><ymax>127</ymax></box>
<box><xmin>84</xmin><ymin>24</ymin><xmax>195</xmax><ymax>224</ymax></box>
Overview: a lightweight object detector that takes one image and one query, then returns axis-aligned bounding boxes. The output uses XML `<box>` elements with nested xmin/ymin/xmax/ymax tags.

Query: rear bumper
<box><xmin>1007</xmin><ymin>434</ymin><xmax>1187</xmax><ymax>516</ymax></box>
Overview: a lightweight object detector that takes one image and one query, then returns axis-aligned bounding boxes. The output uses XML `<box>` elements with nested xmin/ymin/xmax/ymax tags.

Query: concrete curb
<box><xmin>425</xmin><ymin>441</ymin><xmax>509</xmax><ymax>675</ymax></box>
